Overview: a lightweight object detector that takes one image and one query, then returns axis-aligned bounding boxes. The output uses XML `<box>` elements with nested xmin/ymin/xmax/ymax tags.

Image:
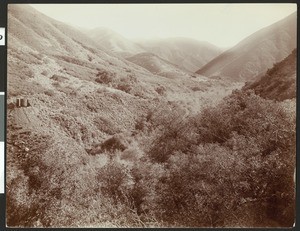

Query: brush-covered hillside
<box><xmin>244</xmin><ymin>49</ymin><xmax>296</xmax><ymax>101</ymax></box>
<box><xmin>196</xmin><ymin>12</ymin><xmax>296</xmax><ymax>81</ymax></box>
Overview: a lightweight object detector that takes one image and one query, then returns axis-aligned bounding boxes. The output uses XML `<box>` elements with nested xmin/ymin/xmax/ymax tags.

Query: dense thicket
<box><xmin>129</xmin><ymin>89</ymin><xmax>295</xmax><ymax>227</ymax></box>
<box><xmin>7</xmin><ymin>89</ymin><xmax>295</xmax><ymax>227</ymax></box>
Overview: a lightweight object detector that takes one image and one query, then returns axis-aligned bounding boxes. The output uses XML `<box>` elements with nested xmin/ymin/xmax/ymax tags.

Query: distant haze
<box><xmin>30</xmin><ymin>3</ymin><xmax>296</xmax><ymax>48</ymax></box>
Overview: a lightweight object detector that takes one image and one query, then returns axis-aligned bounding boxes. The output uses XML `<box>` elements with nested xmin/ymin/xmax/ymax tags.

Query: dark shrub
<box><xmin>95</xmin><ymin>70</ymin><xmax>115</xmax><ymax>84</ymax></box>
<box><xmin>116</xmin><ymin>83</ymin><xmax>132</xmax><ymax>93</ymax></box>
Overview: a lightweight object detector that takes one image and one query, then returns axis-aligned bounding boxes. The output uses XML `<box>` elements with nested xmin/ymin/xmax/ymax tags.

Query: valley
<box><xmin>6</xmin><ymin>4</ymin><xmax>296</xmax><ymax>228</ymax></box>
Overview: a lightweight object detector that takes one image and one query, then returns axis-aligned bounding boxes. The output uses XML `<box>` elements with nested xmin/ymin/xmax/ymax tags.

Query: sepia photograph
<box><xmin>6</xmin><ymin>3</ymin><xmax>296</xmax><ymax>228</ymax></box>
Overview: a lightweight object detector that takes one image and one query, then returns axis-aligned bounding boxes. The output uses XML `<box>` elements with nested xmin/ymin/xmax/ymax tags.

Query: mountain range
<box><xmin>87</xmin><ymin>28</ymin><xmax>223</xmax><ymax>72</ymax></box>
<box><xmin>87</xmin><ymin>12</ymin><xmax>296</xmax><ymax>81</ymax></box>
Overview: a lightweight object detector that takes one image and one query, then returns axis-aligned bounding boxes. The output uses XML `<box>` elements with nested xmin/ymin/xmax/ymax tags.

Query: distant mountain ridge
<box><xmin>86</xmin><ymin>28</ymin><xmax>222</xmax><ymax>73</ymax></box>
<box><xmin>196</xmin><ymin>12</ymin><xmax>297</xmax><ymax>82</ymax></box>
<box><xmin>137</xmin><ymin>37</ymin><xmax>223</xmax><ymax>72</ymax></box>
<box><xmin>88</xmin><ymin>27</ymin><xmax>145</xmax><ymax>58</ymax></box>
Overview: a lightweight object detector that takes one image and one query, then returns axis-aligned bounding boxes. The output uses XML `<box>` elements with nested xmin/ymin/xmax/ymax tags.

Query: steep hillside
<box><xmin>244</xmin><ymin>49</ymin><xmax>296</xmax><ymax>101</ymax></box>
<box><xmin>196</xmin><ymin>12</ymin><xmax>297</xmax><ymax>81</ymax></box>
<box><xmin>8</xmin><ymin>4</ymin><xmax>160</xmax><ymax>140</ymax></box>
<box><xmin>9</xmin><ymin>5</ymin><xmax>108</xmax><ymax>59</ymax></box>
<box><xmin>137</xmin><ymin>37</ymin><xmax>222</xmax><ymax>72</ymax></box>
<box><xmin>88</xmin><ymin>27</ymin><xmax>145</xmax><ymax>58</ymax></box>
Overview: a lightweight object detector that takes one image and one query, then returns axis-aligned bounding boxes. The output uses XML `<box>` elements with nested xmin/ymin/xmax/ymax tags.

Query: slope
<box><xmin>243</xmin><ymin>49</ymin><xmax>296</xmax><ymax>101</ymax></box>
<box><xmin>196</xmin><ymin>12</ymin><xmax>297</xmax><ymax>82</ymax></box>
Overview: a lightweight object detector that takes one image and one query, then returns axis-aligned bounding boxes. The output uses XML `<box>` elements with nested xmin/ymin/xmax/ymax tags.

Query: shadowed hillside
<box><xmin>243</xmin><ymin>49</ymin><xmax>296</xmax><ymax>101</ymax></box>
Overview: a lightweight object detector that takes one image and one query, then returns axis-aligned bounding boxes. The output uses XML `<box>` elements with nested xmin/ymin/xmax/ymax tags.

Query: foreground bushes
<box><xmin>7</xmin><ymin>89</ymin><xmax>295</xmax><ymax>227</ymax></box>
<box><xmin>133</xmin><ymin>89</ymin><xmax>295</xmax><ymax>227</ymax></box>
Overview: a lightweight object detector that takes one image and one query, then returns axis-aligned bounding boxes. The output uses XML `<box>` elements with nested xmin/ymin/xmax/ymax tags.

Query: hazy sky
<box><xmin>31</xmin><ymin>4</ymin><xmax>296</xmax><ymax>48</ymax></box>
